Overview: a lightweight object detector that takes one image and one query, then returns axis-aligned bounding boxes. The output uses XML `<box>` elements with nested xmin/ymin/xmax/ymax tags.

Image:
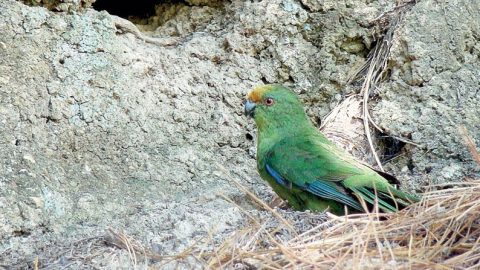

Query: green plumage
<box><xmin>245</xmin><ymin>84</ymin><xmax>419</xmax><ymax>215</ymax></box>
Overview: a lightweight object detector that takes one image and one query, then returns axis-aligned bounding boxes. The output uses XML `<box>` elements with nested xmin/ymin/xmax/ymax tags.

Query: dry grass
<box><xmin>205</xmin><ymin>181</ymin><xmax>480</xmax><ymax>269</ymax></box>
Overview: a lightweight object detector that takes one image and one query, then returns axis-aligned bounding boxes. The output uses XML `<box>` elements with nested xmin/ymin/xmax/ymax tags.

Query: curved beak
<box><xmin>244</xmin><ymin>100</ymin><xmax>256</xmax><ymax>118</ymax></box>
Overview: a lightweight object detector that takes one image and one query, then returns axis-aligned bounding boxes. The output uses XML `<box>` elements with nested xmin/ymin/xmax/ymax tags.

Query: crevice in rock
<box><xmin>12</xmin><ymin>229</ymin><xmax>31</xmax><ymax>237</ymax></box>
<box><xmin>93</xmin><ymin>0</ymin><xmax>224</xmax><ymax>33</ymax></box>
<box><xmin>377</xmin><ymin>132</ymin><xmax>406</xmax><ymax>163</ymax></box>
<box><xmin>93</xmin><ymin>0</ymin><xmax>167</xmax><ymax>20</ymax></box>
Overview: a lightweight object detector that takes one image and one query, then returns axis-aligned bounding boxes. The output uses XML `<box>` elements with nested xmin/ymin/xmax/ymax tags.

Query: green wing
<box><xmin>265</xmin><ymin>134</ymin><xmax>417</xmax><ymax>212</ymax></box>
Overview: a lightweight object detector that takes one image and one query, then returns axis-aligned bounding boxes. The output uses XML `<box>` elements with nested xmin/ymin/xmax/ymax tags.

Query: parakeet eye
<box><xmin>264</xmin><ymin>97</ymin><xmax>275</xmax><ymax>106</ymax></box>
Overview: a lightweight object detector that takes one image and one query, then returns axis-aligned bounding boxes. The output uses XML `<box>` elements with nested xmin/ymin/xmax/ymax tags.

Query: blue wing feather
<box><xmin>266</xmin><ymin>163</ymin><xmax>290</xmax><ymax>187</ymax></box>
<box><xmin>306</xmin><ymin>182</ymin><xmax>363</xmax><ymax>211</ymax></box>
<box><xmin>265</xmin><ymin>163</ymin><xmax>363</xmax><ymax>211</ymax></box>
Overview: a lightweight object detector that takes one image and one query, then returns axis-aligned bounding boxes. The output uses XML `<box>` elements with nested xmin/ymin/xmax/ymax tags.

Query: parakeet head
<box><xmin>244</xmin><ymin>84</ymin><xmax>311</xmax><ymax>133</ymax></box>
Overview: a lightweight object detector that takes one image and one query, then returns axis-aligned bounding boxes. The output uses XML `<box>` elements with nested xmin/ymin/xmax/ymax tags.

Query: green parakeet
<box><xmin>244</xmin><ymin>84</ymin><xmax>419</xmax><ymax>215</ymax></box>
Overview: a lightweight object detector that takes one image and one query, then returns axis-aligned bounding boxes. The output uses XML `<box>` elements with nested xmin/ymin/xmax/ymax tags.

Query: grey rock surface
<box><xmin>373</xmin><ymin>0</ymin><xmax>480</xmax><ymax>189</ymax></box>
<box><xmin>0</xmin><ymin>0</ymin><xmax>478</xmax><ymax>268</ymax></box>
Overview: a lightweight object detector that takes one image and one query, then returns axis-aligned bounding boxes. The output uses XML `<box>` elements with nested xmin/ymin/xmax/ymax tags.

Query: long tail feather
<box><xmin>350</xmin><ymin>187</ymin><xmax>397</xmax><ymax>212</ymax></box>
<box><xmin>387</xmin><ymin>186</ymin><xmax>421</xmax><ymax>204</ymax></box>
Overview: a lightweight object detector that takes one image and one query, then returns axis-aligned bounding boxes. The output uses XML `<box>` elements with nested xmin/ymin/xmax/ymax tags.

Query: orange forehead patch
<box><xmin>247</xmin><ymin>85</ymin><xmax>274</xmax><ymax>103</ymax></box>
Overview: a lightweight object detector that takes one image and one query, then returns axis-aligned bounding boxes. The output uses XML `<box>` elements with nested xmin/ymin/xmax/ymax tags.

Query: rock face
<box><xmin>0</xmin><ymin>0</ymin><xmax>479</xmax><ymax>267</ymax></box>
<box><xmin>373</xmin><ymin>0</ymin><xmax>480</xmax><ymax>189</ymax></box>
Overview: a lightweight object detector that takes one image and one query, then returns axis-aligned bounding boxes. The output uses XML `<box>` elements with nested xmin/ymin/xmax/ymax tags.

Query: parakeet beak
<box><xmin>244</xmin><ymin>100</ymin><xmax>256</xmax><ymax>118</ymax></box>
